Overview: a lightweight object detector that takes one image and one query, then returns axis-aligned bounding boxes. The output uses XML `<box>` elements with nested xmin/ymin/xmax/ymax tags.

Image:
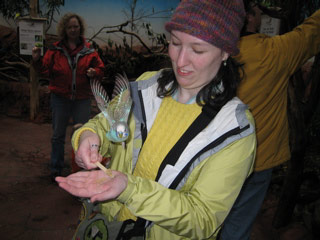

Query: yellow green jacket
<box><xmin>236</xmin><ymin>9</ymin><xmax>320</xmax><ymax>171</ymax></box>
<box><xmin>72</xmin><ymin>70</ymin><xmax>256</xmax><ymax>239</ymax></box>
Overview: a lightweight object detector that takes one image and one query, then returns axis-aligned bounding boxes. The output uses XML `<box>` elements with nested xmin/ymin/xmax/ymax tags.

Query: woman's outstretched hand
<box><xmin>56</xmin><ymin>170</ymin><xmax>128</xmax><ymax>203</ymax></box>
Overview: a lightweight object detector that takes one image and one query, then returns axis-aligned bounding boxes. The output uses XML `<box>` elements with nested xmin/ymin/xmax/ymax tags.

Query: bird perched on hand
<box><xmin>90</xmin><ymin>73</ymin><xmax>132</xmax><ymax>146</ymax></box>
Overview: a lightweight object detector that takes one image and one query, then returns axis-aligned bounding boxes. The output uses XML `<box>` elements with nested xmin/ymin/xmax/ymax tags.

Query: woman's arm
<box><xmin>62</xmin><ymin>127</ymin><xmax>255</xmax><ymax>239</ymax></box>
<box><xmin>116</xmin><ymin>132</ymin><xmax>255</xmax><ymax>239</ymax></box>
<box><xmin>71</xmin><ymin>113</ymin><xmax>111</xmax><ymax>169</ymax></box>
<box><xmin>87</xmin><ymin>51</ymin><xmax>105</xmax><ymax>78</ymax></box>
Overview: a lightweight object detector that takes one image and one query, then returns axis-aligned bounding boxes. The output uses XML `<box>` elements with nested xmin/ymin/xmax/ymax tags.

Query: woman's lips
<box><xmin>177</xmin><ymin>68</ymin><xmax>191</xmax><ymax>76</ymax></box>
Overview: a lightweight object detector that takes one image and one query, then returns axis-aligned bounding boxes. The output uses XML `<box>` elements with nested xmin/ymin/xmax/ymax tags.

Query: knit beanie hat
<box><xmin>165</xmin><ymin>0</ymin><xmax>245</xmax><ymax>56</ymax></box>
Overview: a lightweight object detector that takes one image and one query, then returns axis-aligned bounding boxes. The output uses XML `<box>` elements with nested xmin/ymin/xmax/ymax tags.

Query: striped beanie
<box><xmin>165</xmin><ymin>0</ymin><xmax>245</xmax><ymax>56</ymax></box>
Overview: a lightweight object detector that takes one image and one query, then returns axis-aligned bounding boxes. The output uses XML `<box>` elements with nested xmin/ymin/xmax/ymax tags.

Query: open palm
<box><xmin>56</xmin><ymin>170</ymin><xmax>128</xmax><ymax>202</ymax></box>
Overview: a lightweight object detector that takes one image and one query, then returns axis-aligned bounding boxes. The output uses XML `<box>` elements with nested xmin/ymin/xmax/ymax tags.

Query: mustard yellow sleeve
<box><xmin>271</xmin><ymin>9</ymin><xmax>320</xmax><ymax>75</ymax></box>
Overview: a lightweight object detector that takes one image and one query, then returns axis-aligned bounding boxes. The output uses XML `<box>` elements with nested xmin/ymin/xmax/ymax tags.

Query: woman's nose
<box><xmin>176</xmin><ymin>48</ymin><xmax>189</xmax><ymax>67</ymax></box>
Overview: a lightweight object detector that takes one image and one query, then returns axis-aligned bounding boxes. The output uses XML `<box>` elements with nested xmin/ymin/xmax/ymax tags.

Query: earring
<box><xmin>223</xmin><ymin>61</ymin><xmax>227</xmax><ymax>67</ymax></box>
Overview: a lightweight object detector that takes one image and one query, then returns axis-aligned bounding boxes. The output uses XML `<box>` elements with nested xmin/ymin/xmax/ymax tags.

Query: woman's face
<box><xmin>251</xmin><ymin>4</ymin><xmax>263</xmax><ymax>32</ymax></box>
<box><xmin>169</xmin><ymin>30</ymin><xmax>229</xmax><ymax>97</ymax></box>
<box><xmin>66</xmin><ymin>17</ymin><xmax>81</xmax><ymax>41</ymax></box>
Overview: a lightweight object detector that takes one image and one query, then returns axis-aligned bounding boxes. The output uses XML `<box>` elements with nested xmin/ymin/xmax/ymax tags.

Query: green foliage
<box><xmin>0</xmin><ymin>0</ymin><xmax>29</xmax><ymax>19</ymax></box>
<box><xmin>0</xmin><ymin>0</ymin><xmax>64</xmax><ymax>33</ymax></box>
<box><xmin>39</xmin><ymin>0</ymin><xmax>64</xmax><ymax>32</ymax></box>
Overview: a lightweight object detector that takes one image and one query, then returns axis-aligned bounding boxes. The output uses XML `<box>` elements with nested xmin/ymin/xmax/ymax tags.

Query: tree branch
<box><xmin>4</xmin><ymin>60</ymin><xmax>30</xmax><ymax>70</ymax></box>
<box><xmin>0</xmin><ymin>71</ymin><xmax>28</xmax><ymax>82</ymax></box>
<box><xmin>89</xmin><ymin>21</ymin><xmax>129</xmax><ymax>42</ymax></box>
<box><xmin>105</xmin><ymin>28</ymin><xmax>152</xmax><ymax>53</ymax></box>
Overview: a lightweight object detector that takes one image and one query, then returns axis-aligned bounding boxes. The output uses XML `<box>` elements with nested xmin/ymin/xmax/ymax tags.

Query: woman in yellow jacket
<box><xmin>57</xmin><ymin>0</ymin><xmax>256</xmax><ymax>239</ymax></box>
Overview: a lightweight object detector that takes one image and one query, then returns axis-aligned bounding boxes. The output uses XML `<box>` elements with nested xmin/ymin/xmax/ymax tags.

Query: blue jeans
<box><xmin>220</xmin><ymin>168</ymin><xmax>273</xmax><ymax>240</ymax></box>
<box><xmin>50</xmin><ymin>93</ymin><xmax>91</xmax><ymax>175</ymax></box>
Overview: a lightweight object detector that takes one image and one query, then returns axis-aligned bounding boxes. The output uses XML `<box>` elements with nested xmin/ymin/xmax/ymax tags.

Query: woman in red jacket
<box><xmin>32</xmin><ymin>13</ymin><xmax>105</xmax><ymax>181</ymax></box>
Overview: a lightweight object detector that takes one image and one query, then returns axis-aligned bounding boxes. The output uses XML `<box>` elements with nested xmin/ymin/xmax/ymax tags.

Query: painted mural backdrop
<box><xmin>46</xmin><ymin>0</ymin><xmax>180</xmax><ymax>47</ymax></box>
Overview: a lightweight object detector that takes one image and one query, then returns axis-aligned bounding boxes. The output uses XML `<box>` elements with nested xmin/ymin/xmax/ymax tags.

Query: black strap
<box><xmin>168</xmin><ymin>125</ymin><xmax>249</xmax><ymax>190</ymax></box>
<box><xmin>116</xmin><ymin>219</ymin><xmax>146</xmax><ymax>240</ymax></box>
<box><xmin>155</xmin><ymin>103</ymin><xmax>219</xmax><ymax>182</ymax></box>
<box><xmin>139</xmin><ymin>90</ymin><xmax>148</xmax><ymax>144</ymax></box>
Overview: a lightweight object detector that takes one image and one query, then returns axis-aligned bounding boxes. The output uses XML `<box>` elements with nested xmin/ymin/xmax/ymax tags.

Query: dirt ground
<box><xmin>0</xmin><ymin>115</ymin><xmax>81</xmax><ymax>240</ymax></box>
<box><xmin>0</xmin><ymin>114</ymin><xmax>314</xmax><ymax>240</ymax></box>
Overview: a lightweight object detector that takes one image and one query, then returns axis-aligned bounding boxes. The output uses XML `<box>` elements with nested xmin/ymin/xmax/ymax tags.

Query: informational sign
<box><xmin>19</xmin><ymin>20</ymin><xmax>45</xmax><ymax>56</ymax></box>
<box><xmin>260</xmin><ymin>15</ymin><xmax>281</xmax><ymax>36</ymax></box>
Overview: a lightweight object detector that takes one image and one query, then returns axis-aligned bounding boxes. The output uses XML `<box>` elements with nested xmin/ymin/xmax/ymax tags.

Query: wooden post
<box><xmin>30</xmin><ymin>0</ymin><xmax>38</xmax><ymax>17</ymax></box>
<box><xmin>29</xmin><ymin>0</ymin><xmax>39</xmax><ymax>120</ymax></box>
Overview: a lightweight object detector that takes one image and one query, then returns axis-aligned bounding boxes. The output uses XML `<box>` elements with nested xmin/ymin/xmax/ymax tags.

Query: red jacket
<box><xmin>35</xmin><ymin>38</ymin><xmax>105</xmax><ymax>99</ymax></box>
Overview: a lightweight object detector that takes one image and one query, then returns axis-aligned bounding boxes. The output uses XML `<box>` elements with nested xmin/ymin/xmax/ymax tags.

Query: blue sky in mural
<box><xmin>54</xmin><ymin>0</ymin><xmax>180</xmax><ymax>46</ymax></box>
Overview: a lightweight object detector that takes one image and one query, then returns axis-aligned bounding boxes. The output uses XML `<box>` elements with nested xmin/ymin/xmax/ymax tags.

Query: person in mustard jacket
<box><xmin>220</xmin><ymin>1</ymin><xmax>320</xmax><ymax>239</ymax></box>
<box><xmin>56</xmin><ymin>1</ymin><xmax>256</xmax><ymax>239</ymax></box>
<box><xmin>32</xmin><ymin>13</ymin><xmax>105</xmax><ymax>181</ymax></box>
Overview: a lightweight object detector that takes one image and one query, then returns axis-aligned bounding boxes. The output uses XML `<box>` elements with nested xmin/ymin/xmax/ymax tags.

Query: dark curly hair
<box><xmin>56</xmin><ymin>12</ymin><xmax>86</xmax><ymax>40</ymax></box>
<box><xmin>157</xmin><ymin>57</ymin><xmax>243</xmax><ymax>111</ymax></box>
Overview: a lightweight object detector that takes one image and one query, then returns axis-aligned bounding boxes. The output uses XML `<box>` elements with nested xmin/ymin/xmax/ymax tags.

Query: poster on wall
<box><xmin>19</xmin><ymin>19</ymin><xmax>45</xmax><ymax>56</ymax></box>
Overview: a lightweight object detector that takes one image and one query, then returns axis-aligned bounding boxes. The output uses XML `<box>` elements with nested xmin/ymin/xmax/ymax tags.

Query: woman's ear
<box><xmin>222</xmin><ymin>52</ymin><xmax>230</xmax><ymax>62</ymax></box>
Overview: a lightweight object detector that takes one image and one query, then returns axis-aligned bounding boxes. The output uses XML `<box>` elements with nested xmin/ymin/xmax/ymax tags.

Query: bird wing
<box><xmin>107</xmin><ymin>73</ymin><xmax>132</xmax><ymax>123</ymax></box>
<box><xmin>90</xmin><ymin>79</ymin><xmax>113</xmax><ymax>125</ymax></box>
